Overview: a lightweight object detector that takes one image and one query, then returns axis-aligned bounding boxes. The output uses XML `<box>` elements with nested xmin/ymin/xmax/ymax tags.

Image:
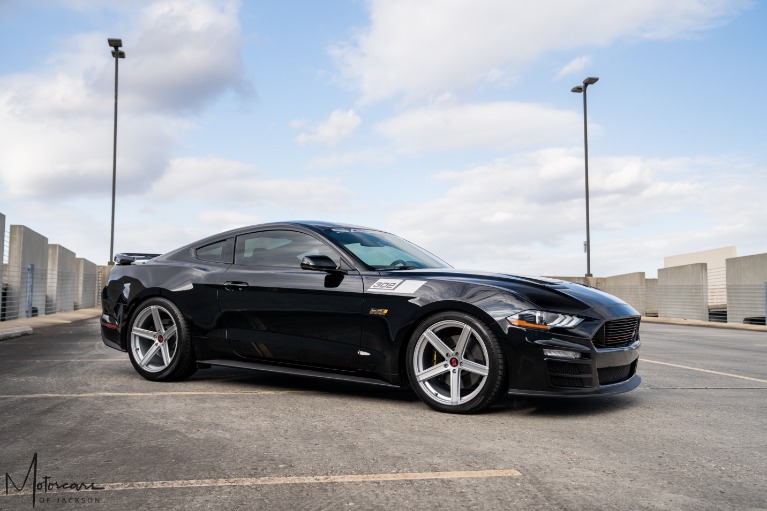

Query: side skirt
<box><xmin>197</xmin><ymin>358</ymin><xmax>400</xmax><ymax>388</ymax></box>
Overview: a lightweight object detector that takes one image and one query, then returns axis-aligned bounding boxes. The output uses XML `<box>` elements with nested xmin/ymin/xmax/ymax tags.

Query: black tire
<box><xmin>127</xmin><ymin>297</ymin><xmax>197</xmax><ymax>381</ymax></box>
<box><xmin>406</xmin><ymin>311</ymin><xmax>507</xmax><ymax>413</ymax></box>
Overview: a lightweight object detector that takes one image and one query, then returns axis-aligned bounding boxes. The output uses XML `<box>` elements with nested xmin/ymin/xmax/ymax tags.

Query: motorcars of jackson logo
<box><xmin>4</xmin><ymin>453</ymin><xmax>104</xmax><ymax>507</ymax></box>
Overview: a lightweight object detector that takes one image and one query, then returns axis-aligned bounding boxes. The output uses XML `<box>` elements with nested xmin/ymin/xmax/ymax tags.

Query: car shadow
<box><xmin>187</xmin><ymin>365</ymin><xmax>421</xmax><ymax>404</ymax></box>
<box><xmin>182</xmin><ymin>366</ymin><xmax>640</xmax><ymax>414</ymax></box>
<box><xmin>491</xmin><ymin>393</ymin><xmax>641</xmax><ymax>417</ymax></box>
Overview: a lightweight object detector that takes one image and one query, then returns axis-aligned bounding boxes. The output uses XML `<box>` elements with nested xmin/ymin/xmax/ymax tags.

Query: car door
<box><xmin>218</xmin><ymin>229</ymin><xmax>363</xmax><ymax>370</ymax></box>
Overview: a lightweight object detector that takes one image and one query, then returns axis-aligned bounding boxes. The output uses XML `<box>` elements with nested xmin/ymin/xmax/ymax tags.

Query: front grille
<box><xmin>598</xmin><ymin>362</ymin><xmax>635</xmax><ymax>385</ymax></box>
<box><xmin>594</xmin><ymin>317</ymin><xmax>640</xmax><ymax>348</ymax></box>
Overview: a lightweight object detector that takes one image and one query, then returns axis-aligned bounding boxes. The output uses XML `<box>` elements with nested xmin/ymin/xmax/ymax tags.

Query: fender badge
<box><xmin>369</xmin><ymin>308</ymin><xmax>389</xmax><ymax>316</ymax></box>
<box><xmin>368</xmin><ymin>279</ymin><xmax>426</xmax><ymax>294</ymax></box>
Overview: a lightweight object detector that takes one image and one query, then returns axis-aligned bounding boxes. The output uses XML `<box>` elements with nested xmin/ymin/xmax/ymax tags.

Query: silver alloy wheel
<box><xmin>412</xmin><ymin>319</ymin><xmax>490</xmax><ymax>405</ymax></box>
<box><xmin>130</xmin><ymin>305</ymin><xmax>179</xmax><ymax>373</ymax></box>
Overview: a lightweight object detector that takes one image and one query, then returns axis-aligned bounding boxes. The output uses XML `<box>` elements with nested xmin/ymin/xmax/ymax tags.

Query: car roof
<box><xmin>217</xmin><ymin>220</ymin><xmax>374</xmax><ymax>238</ymax></box>
<box><xmin>161</xmin><ymin>220</ymin><xmax>381</xmax><ymax>260</ymax></box>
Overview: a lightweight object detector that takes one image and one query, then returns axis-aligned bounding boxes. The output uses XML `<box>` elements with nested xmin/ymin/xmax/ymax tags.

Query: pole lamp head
<box><xmin>571</xmin><ymin>85</ymin><xmax>584</xmax><ymax>94</ymax></box>
<box><xmin>108</xmin><ymin>39</ymin><xmax>125</xmax><ymax>58</ymax></box>
<box><xmin>583</xmin><ymin>76</ymin><xmax>599</xmax><ymax>85</ymax></box>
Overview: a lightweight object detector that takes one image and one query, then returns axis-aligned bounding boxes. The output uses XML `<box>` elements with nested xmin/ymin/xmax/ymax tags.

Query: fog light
<box><xmin>543</xmin><ymin>349</ymin><xmax>582</xmax><ymax>359</ymax></box>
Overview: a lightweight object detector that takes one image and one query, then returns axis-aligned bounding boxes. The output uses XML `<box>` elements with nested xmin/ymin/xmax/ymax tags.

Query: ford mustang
<box><xmin>101</xmin><ymin>221</ymin><xmax>640</xmax><ymax>413</ymax></box>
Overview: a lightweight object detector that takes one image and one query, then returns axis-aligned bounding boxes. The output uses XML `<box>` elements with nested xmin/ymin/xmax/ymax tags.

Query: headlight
<box><xmin>507</xmin><ymin>310</ymin><xmax>583</xmax><ymax>330</ymax></box>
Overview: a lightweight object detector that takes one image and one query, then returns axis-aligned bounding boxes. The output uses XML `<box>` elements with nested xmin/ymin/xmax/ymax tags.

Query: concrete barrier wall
<box><xmin>76</xmin><ymin>258</ymin><xmax>99</xmax><ymax>309</ymax></box>
<box><xmin>645</xmin><ymin>278</ymin><xmax>658</xmax><ymax>315</ymax></box>
<box><xmin>1</xmin><ymin>213</ymin><xmax>101</xmax><ymax>321</ymax></box>
<box><xmin>658</xmin><ymin>263</ymin><xmax>708</xmax><ymax>321</ymax></box>
<box><xmin>726</xmin><ymin>253</ymin><xmax>767</xmax><ymax>324</ymax></box>
<box><xmin>602</xmin><ymin>272</ymin><xmax>646</xmax><ymax>315</ymax></box>
<box><xmin>7</xmin><ymin>225</ymin><xmax>49</xmax><ymax>319</ymax></box>
<box><xmin>48</xmin><ymin>244</ymin><xmax>77</xmax><ymax>313</ymax></box>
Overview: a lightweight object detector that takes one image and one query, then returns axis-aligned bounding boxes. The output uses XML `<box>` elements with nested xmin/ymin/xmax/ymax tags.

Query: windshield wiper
<box><xmin>377</xmin><ymin>265</ymin><xmax>421</xmax><ymax>270</ymax></box>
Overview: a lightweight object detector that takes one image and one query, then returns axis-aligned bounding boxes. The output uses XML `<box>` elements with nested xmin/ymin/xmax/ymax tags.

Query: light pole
<box><xmin>571</xmin><ymin>76</ymin><xmax>598</xmax><ymax>278</ymax></box>
<box><xmin>107</xmin><ymin>38</ymin><xmax>125</xmax><ymax>265</ymax></box>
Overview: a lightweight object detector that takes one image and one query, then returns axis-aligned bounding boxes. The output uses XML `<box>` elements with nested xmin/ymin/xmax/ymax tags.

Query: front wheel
<box><xmin>127</xmin><ymin>297</ymin><xmax>197</xmax><ymax>381</ymax></box>
<box><xmin>406</xmin><ymin>312</ymin><xmax>507</xmax><ymax>413</ymax></box>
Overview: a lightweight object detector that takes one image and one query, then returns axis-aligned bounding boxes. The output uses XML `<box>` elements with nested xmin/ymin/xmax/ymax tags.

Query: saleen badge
<box><xmin>368</xmin><ymin>279</ymin><xmax>426</xmax><ymax>294</ymax></box>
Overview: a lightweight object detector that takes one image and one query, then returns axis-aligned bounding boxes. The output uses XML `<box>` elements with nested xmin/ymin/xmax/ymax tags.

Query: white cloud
<box><xmin>331</xmin><ymin>0</ymin><xmax>750</xmax><ymax>103</ymax></box>
<box><xmin>295</xmin><ymin>109</ymin><xmax>362</xmax><ymax>146</ymax></box>
<box><xmin>307</xmin><ymin>149</ymin><xmax>397</xmax><ymax>169</ymax></box>
<box><xmin>375</xmin><ymin>102</ymin><xmax>581</xmax><ymax>152</ymax></box>
<box><xmin>555</xmin><ymin>55</ymin><xmax>592</xmax><ymax>80</ymax></box>
<box><xmin>195</xmin><ymin>210</ymin><xmax>263</xmax><ymax>234</ymax></box>
<box><xmin>148</xmin><ymin>157</ymin><xmax>355</xmax><ymax>211</ymax></box>
<box><xmin>389</xmin><ymin>151</ymin><xmax>765</xmax><ymax>277</ymax></box>
<box><xmin>0</xmin><ymin>0</ymin><xmax>249</xmax><ymax>201</ymax></box>
<box><xmin>118</xmin><ymin>0</ymin><xmax>252</xmax><ymax>114</ymax></box>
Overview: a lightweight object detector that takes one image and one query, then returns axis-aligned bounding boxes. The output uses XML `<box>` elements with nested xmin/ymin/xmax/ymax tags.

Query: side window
<box><xmin>235</xmin><ymin>231</ymin><xmax>341</xmax><ymax>268</ymax></box>
<box><xmin>195</xmin><ymin>240</ymin><xmax>230</xmax><ymax>263</ymax></box>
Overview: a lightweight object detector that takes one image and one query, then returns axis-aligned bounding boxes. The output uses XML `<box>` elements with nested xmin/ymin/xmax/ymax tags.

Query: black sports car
<box><xmin>101</xmin><ymin>221</ymin><xmax>640</xmax><ymax>413</ymax></box>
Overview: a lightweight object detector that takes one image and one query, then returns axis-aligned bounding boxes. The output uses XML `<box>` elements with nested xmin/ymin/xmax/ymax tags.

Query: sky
<box><xmin>0</xmin><ymin>0</ymin><xmax>765</xmax><ymax>278</ymax></box>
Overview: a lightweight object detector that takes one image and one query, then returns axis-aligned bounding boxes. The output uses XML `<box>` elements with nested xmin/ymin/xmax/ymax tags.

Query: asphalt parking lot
<box><xmin>1</xmin><ymin>318</ymin><xmax>765</xmax><ymax>510</ymax></box>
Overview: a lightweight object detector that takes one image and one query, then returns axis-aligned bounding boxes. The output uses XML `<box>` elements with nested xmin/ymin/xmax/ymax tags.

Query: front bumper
<box><xmin>504</xmin><ymin>319</ymin><xmax>641</xmax><ymax>398</ymax></box>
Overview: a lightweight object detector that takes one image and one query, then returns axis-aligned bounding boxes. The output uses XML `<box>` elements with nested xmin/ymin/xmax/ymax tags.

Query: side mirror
<box><xmin>300</xmin><ymin>255</ymin><xmax>343</xmax><ymax>272</ymax></box>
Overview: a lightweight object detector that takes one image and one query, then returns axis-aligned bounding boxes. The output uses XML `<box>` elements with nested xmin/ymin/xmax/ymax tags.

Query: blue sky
<box><xmin>1</xmin><ymin>0</ymin><xmax>765</xmax><ymax>277</ymax></box>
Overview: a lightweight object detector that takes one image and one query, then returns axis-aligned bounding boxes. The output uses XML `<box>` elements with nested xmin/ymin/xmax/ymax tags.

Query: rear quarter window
<box><xmin>195</xmin><ymin>239</ymin><xmax>232</xmax><ymax>263</ymax></box>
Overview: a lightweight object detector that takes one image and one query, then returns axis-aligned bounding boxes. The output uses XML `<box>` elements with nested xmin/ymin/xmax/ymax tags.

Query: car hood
<box><xmin>389</xmin><ymin>268</ymin><xmax>637</xmax><ymax>318</ymax></box>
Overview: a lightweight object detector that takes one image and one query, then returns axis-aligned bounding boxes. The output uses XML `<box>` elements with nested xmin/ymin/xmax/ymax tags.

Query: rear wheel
<box><xmin>406</xmin><ymin>311</ymin><xmax>507</xmax><ymax>413</ymax></box>
<box><xmin>127</xmin><ymin>297</ymin><xmax>197</xmax><ymax>381</ymax></box>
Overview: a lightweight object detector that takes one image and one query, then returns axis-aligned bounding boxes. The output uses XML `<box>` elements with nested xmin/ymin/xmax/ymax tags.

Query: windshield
<box><xmin>323</xmin><ymin>228</ymin><xmax>450</xmax><ymax>270</ymax></box>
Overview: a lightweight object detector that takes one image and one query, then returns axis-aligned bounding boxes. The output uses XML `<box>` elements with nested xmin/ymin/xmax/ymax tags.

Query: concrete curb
<box><xmin>642</xmin><ymin>316</ymin><xmax>767</xmax><ymax>332</ymax></box>
<box><xmin>0</xmin><ymin>307</ymin><xmax>102</xmax><ymax>341</ymax></box>
<box><xmin>0</xmin><ymin>326</ymin><xmax>33</xmax><ymax>341</ymax></box>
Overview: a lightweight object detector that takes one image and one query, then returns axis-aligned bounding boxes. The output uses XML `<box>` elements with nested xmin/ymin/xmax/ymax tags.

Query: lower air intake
<box><xmin>598</xmin><ymin>362</ymin><xmax>635</xmax><ymax>385</ymax></box>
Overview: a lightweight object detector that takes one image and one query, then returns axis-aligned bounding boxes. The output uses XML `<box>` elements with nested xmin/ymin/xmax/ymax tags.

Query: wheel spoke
<box><xmin>450</xmin><ymin>369</ymin><xmax>461</xmax><ymax>405</ymax></box>
<box><xmin>139</xmin><ymin>342</ymin><xmax>161</xmax><ymax>368</ymax></box>
<box><xmin>163</xmin><ymin>325</ymin><xmax>177</xmax><ymax>341</ymax></box>
<box><xmin>160</xmin><ymin>342</ymin><xmax>171</xmax><ymax>366</ymax></box>
<box><xmin>151</xmin><ymin>306</ymin><xmax>165</xmax><ymax>334</ymax></box>
<box><xmin>132</xmin><ymin>327</ymin><xmax>156</xmax><ymax>341</ymax></box>
<box><xmin>462</xmin><ymin>359</ymin><xmax>489</xmax><ymax>377</ymax></box>
<box><xmin>416</xmin><ymin>363</ymin><xmax>451</xmax><ymax>382</ymax></box>
<box><xmin>423</xmin><ymin>329</ymin><xmax>452</xmax><ymax>358</ymax></box>
<box><xmin>455</xmin><ymin>324</ymin><xmax>473</xmax><ymax>357</ymax></box>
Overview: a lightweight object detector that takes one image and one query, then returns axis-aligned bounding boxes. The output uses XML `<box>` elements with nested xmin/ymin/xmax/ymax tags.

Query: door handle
<box><xmin>224</xmin><ymin>281</ymin><xmax>249</xmax><ymax>291</ymax></box>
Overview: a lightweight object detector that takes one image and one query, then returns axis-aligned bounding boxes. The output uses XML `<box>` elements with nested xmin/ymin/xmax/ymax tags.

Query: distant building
<box><xmin>664</xmin><ymin>246</ymin><xmax>736</xmax><ymax>306</ymax></box>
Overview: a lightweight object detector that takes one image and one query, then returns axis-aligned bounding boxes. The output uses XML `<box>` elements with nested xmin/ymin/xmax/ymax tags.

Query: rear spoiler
<box><xmin>114</xmin><ymin>253</ymin><xmax>162</xmax><ymax>265</ymax></box>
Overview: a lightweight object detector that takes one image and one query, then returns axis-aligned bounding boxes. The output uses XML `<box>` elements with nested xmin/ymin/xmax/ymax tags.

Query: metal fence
<box><xmin>0</xmin><ymin>264</ymin><xmax>99</xmax><ymax>321</ymax></box>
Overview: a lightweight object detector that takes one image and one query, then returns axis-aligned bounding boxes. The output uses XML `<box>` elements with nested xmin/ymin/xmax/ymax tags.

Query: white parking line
<box><xmin>6</xmin><ymin>359</ymin><xmax>126</xmax><ymax>362</ymax></box>
<box><xmin>3</xmin><ymin>469</ymin><xmax>523</xmax><ymax>497</ymax></box>
<box><xmin>0</xmin><ymin>390</ymin><xmax>310</xmax><ymax>399</ymax></box>
<box><xmin>642</xmin><ymin>358</ymin><xmax>767</xmax><ymax>384</ymax></box>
